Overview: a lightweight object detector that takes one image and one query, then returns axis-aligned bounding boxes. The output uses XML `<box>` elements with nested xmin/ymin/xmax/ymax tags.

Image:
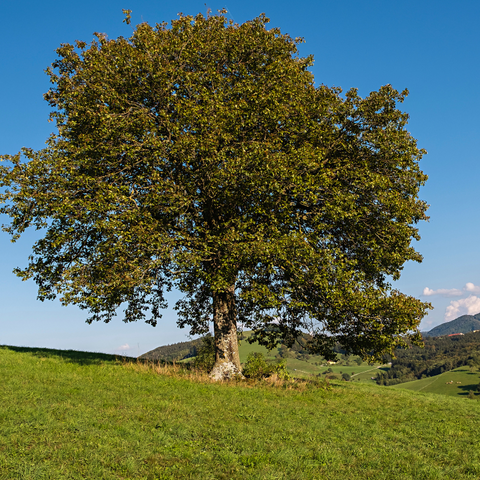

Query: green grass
<box><xmin>349</xmin><ymin>365</ymin><xmax>391</xmax><ymax>382</ymax></box>
<box><xmin>392</xmin><ymin>367</ymin><xmax>480</xmax><ymax>397</ymax></box>
<box><xmin>284</xmin><ymin>357</ymin><xmax>322</xmax><ymax>375</ymax></box>
<box><xmin>2</xmin><ymin>345</ymin><xmax>480</xmax><ymax>479</ymax></box>
<box><xmin>238</xmin><ymin>336</ymin><xmax>277</xmax><ymax>363</ymax></box>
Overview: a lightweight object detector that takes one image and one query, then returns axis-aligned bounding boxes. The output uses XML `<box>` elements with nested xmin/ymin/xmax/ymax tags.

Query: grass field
<box><xmin>392</xmin><ymin>367</ymin><xmax>480</xmax><ymax>397</ymax></box>
<box><xmin>2</xmin><ymin>345</ymin><xmax>480</xmax><ymax>479</ymax></box>
<box><xmin>281</xmin><ymin>359</ymin><xmax>387</xmax><ymax>380</ymax></box>
<box><xmin>238</xmin><ymin>337</ymin><xmax>276</xmax><ymax>363</ymax></box>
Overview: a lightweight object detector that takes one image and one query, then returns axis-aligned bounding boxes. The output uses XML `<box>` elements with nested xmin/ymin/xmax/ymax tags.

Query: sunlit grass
<box><xmin>393</xmin><ymin>366</ymin><xmax>480</xmax><ymax>397</ymax></box>
<box><xmin>1</xmin><ymin>345</ymin><xmax>480</xmax><ymax>479</ymax></box>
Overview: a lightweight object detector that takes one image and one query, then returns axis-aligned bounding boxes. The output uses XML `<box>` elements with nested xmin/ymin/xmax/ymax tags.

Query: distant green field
<box><xmin>284</xmin><ymin>357</ymin><xmax>322</xmax><ymax>375</ymax></box>
<box><xmin>236</xmin><ymin>332</ymin><xmax>386</xmax><ymax>381</ymax></box>
<box><xmin>393</xmin><ymin>367</ymin><xmax>480</xmax><ymax>397</ymax></box>
<box><xmin>238</xmin><ymin>338</ymin><xmax>277</xmax><ymax>363</ymax></box>
<box><xmin>290</xmin><ymin>362</ymin><xmax>389</xmax><ymax>381</ymax></box>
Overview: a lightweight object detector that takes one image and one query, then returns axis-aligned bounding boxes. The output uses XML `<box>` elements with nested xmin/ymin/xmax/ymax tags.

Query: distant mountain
<box><xmin>424</xmin><ymin>313</ymin><xmax>480</xmax><ymax>337</ymax></box>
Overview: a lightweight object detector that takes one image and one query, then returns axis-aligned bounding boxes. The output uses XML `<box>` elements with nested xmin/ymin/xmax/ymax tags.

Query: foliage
<box><xmin>242</xmin><ymin>352</ymin><xmax>290</xmax><ymax>380</ymax></box>
<box><xmin>276</xmin><ymin>332</ymin><xmax>329</xmax><ymax>361</ymax></box>
<box><xmin>342</xmin><ymin>373</ymin><xmax>351</xmax><ymax>381</ymax></box>
<box><xmin>3</xmin><ymin>345</ymin><xmax>480</xmax><ymax>479</ymax></box>
<box><xmin>0</xmin><ymin>10</ymin><xmax>430</xmax><ymax>367</ymax></box>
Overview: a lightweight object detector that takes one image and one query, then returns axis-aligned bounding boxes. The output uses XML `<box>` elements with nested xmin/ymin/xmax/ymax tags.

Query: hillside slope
<box><xmin>1</xmin><ymin>345</ymin><xmax>480</xmax><ymax>479</ymax></box>
<box><xmin>392</xmin><ymin>366</ymin><xmax>480</xmax><ymax>397</ymax></box>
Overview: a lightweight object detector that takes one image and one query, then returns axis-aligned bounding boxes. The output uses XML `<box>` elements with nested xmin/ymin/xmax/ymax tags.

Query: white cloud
<box><xmin>116</xmin><ymin>343</ymin><xmax>131</xmax><ymax>351</ymax></box>
<box><xmin>422</xmin><ymin>283</ymin><xmax>480</xmax><ymax>298</ymax></box>
<box><xmin>445</xmin><ymin>295</ymin><xmax>480</xmax><ymax>321</ymax></box>
<box><xmin>465</xmin><ymin>283</ymin><xmax>480</xmax><ymax>294</ymax></box>
<box><xmin>423</xmin><ymin>287</ymin><xmax>463</xmax><ymax>297</ymax></box>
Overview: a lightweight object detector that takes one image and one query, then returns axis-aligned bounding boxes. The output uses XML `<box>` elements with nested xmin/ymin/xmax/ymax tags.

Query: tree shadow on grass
<box><xmin>1</xmin><ymin>344</ymin><xmax>136</xmax><ymax>366</ymax></box>
<box><xmin>456</xmin><ymin>383</ymin><xmax>479</xmax><ymax>396</ymax></box>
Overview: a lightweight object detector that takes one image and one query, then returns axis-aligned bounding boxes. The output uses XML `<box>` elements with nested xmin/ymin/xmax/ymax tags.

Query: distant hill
<box><xmin>425</xmin><ymin>313</ymin><xmax>480</xmax><ymax>337</ymax></box>
<box><xmin>139</xmin><ymin>338</ymin><xmax>204</xmax><ymax>362</ymax></box>
<box><xmin>376</xmin><ymin>330</ymin><xmax>480</xmax><ymax>387</ymax></box>
<box><xmin>392</xmin><ymin>366</ymin><xmax>480</xmax><ymax>397</ymax></box>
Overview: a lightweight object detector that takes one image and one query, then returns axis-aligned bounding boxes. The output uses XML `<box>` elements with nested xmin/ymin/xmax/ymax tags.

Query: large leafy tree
<box><xmin>0</xmin><ymin>11</ymin><xmax>430</xmax><ymax>379</ymax></box>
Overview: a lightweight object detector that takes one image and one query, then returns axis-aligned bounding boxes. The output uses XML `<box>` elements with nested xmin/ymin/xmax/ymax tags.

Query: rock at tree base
<box><xmin>209</xmin><ymin>361</ymin><xmax>244</xmax><ymax>381</ymax></box>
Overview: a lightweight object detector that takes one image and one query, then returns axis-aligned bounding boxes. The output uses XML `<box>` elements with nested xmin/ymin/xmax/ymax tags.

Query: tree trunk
<box><xmin>209</xmin><ymin>285</ymin><xmax>243</xmax><ymax>380</ymax></box>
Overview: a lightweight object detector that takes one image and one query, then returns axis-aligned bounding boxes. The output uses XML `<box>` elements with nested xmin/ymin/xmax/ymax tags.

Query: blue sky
<box><xmin>1</xmin><ymin>0</ymin><xmax>479</xmax><ymax>356</ymax></box>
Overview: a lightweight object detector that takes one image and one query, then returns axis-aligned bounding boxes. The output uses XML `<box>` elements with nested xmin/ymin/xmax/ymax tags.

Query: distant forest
<box><xmin>376</xmin><ymin>332</ymin><xmax>480</xmax><ymax>386</ymax></box>
<box><xmin>139</xmin><ymin>338</ymin><xmax>205</xmax><ymax>362</ymax></box>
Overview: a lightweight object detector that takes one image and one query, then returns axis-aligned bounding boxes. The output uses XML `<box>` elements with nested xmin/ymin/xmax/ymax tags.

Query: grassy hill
<box><xmin>392</xmin><ymin>366</ymin><xmax>480</xmax><ymax>397</ymax></box>
<box><xmin>2</xmin><ymin>345</ymin><xmax>480</xmax><ymax>479</ymax></box>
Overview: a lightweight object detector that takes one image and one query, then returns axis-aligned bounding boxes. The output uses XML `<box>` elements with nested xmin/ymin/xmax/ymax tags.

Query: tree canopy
<box><xmin>0</xmin><ymin>11</ymin><xmax>431</xmax><ymax>378</ymax></box>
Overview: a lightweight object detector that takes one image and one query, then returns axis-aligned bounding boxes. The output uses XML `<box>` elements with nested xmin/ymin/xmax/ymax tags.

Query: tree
<box><xmin>0</xmin><ymin>11</ymin><xmax>430</xmax><ymax>379</ymax></box>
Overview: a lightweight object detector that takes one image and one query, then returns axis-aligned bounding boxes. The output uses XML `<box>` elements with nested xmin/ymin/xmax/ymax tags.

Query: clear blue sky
<box><xmin>1</xmin><ymin>0</ymin><xmax>479</xmax><ymax>356</ymax></box>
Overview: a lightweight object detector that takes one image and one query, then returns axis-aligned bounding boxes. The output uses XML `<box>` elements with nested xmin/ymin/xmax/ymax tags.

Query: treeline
<box><xmin>376</xmin><ymin>332</ymin><xmax>480</xmax><ymax>386</ymax></box>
